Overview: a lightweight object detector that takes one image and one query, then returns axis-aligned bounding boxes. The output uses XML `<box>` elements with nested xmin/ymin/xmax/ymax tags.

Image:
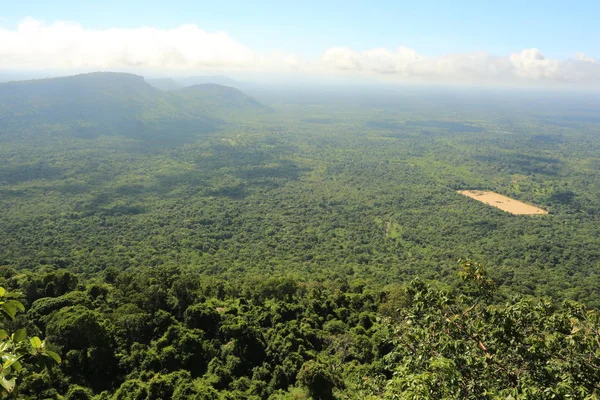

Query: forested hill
<box><xmin>172</xmin><ymin>83</ymin><xmax>268</xmax><ymax>117</ymax></box>
<box><xmin>146</xmin><ymin>75</ymin><xmax>240</xmax><ymax>91</ymax></box>
<box><xmin>0</xmin><ymin>72</ymin><xmax>161</xmax><ymax>123</ymax></box>
<box><xmin>0</xmin><ymin>72</ymin><xmax>265</xmax><ymax>142</ymax></box>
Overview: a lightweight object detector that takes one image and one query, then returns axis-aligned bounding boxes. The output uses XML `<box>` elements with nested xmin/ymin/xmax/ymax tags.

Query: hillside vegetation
<box><xmin>0</xmin><ymin>73</ymin><xmax>599</xmax><ymax>399</ymax></box>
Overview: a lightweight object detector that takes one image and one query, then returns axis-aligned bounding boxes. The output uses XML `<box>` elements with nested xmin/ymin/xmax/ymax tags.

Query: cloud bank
<box><xmin>1</xmin><ymin>18</ymin><xmax>600</xmax><ymax>86</ymax></box>
<box><xmin>322</xmin><ymin>46</ymin><xmax>600</xmax><ymax>85</ymax></box>
<box><xmin>0</xmin><ymin>17</ymin><xmax>299</xmax><ymax>71</ymax></box>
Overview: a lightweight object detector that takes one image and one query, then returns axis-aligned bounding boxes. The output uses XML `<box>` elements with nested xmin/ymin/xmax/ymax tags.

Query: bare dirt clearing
<box><xmin>458</xmin><ymin>190</ymin><xmax>548</xmax><ymax>215</ymax></box>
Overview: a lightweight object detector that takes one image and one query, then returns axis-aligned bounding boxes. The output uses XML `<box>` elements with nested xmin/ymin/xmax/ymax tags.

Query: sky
<box><xmin>2</xmin><ymin>0</ymin><xmax>600</xmax><ymax>87</ymax></box>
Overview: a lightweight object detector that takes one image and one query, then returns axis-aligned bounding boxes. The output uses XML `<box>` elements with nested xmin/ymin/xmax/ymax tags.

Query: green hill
<box><xmin>171</xmin><ymin>83</ymin><xmax>269</xmax><ymax>118</ymax></box>
<box><xmin>176</xmin><ymin>74</ymin><xmax>238</xmax><ymax>87</ymax></box>
<box><xmin>0</xmin><ymin>72</ymin><xmax>264</xmax><ymax>142</ymax></box>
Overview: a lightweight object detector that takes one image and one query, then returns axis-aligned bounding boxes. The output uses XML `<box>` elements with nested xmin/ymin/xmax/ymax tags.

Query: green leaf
<box><xmin>0</xmin><ymin>302</ymin><xmax>18</xmax><ymax>320</ymax></box>
<box><xmin>0</xmin><ymin>330</ymin><xmax>8</xmax><ymax>340</ymax></box>
<box><xmin>0</xmin><ymin>301</ymin><xmax>25</xmax><ymax>320</ymax></box>
<box><xmin>0</xmin><ymin>287</ymin><xmax>5</xmax><ymax>297</ymax></box>
<box><xmin>2</xmin><ymin>354</ymin><xmax>19</xmax><ymax>370</ymax></box>
<box><xmin>12</xmin><ymin>328</ymin><xmax>26</xmax><ymax>343</ymax></box>
<box><xmin>29</xmin><ymin>336</ymin><xmax>42</xmax><ymax>350</ymax></box>
<box><xmin>13</xmin><ymin>301</ymin><xmax>25</xmax><ymax>313</ymax></box>
<box><xmin>0</xmin><ymin>375</ymin><xmax>15</xmax><ymax>393</ymax></box>
<box><xmin>43</xmin><ymin>350</ymin><xmax>61</xmax><ymax>364</ymax></box>
<box><xmin>11</xmin><ymin>361</ymin><xmax>22</xmax><ymax>373</ymax></box>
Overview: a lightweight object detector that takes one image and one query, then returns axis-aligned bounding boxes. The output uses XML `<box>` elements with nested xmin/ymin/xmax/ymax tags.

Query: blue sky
<box><xmin>3</xmin><ymin>0</ymin><xmax>599</xmax><ymax>59</ymax></box>
<box><xmin>2</xmin><ymin>1</ymin><xmax>600</xmax><ymax>87</ymax></box>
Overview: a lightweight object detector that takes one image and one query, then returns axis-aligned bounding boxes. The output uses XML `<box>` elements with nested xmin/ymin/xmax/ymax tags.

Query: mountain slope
<box><xmin>0</xmin><ymin>72</ymin><xmax>265</xmax><ymax>142</ymax></box>
<box><xmin>176</xmin><ymin>75</ymin><xmax>238</xmax><ymax>87</ymax></box>
<box><xmin>171</xmin><ymin>83</ymin><xmax>269</xmax><ymax>118</ymax></box>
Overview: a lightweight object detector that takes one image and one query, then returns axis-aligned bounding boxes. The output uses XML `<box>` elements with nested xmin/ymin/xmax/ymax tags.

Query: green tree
<box><xmin>296</xmin><ymin>360</ymin><xmax>341</xmax><ymax>400</ymax></box>
<box><xmin>45</xmin><ymin>305</ymin><xmax>115</xmax><ymax>390</ymax></box>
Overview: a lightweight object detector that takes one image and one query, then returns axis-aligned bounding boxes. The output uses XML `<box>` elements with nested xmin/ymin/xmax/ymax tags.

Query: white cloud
<box><xmin>1</xmin><ymin>18</ymin><xmax>600</xmax><ymax>86</ymax></box>
<box><xmin>575</xmin><ymin>52</ymin><xmax>598</xmax><ymax>63</ymax></box>
<box><xmin>322</xmin><ymin>46</ymin><xmax>600</xmax><ymax>85</ymax></box>
<box><xmin>509</xmin><ymin>48</ymin><xmax>559</xmax><ymax>79</ymax></box>
<box><xmin>0</xmin><ymin>18</ymin><xmax>267</xmax><ymax>70</ymax></box>
<box><xmin>321</xmin><ymin>47</ymin><xmax>362</xmax><ymax>71</ymax></box>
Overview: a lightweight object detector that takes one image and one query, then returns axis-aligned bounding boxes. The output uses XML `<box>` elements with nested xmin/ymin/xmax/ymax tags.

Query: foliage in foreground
<box><xmin>383</xmin><ymin>262</ymin><xmax>600</xmax><ymax>399</ymax></box>
<box><xmin>0</xmin><ymin>263</ymin><xmax>598</xmax><ymax>399</ymax></box>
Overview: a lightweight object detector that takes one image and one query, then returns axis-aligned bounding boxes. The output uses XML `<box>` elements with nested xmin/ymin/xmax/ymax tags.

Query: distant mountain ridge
<box><xmin>173</xmin><ymin>83</ymin><xmax>267</xmax><ymax>117</ymax></box>
<box><xmin>0</xmin><ymin>72</ymin><xmax>266</xmax><ymax>143</ymax></box>
<box><xmin>176</xmin><ymin>75</ymin><xmax>238</xmax><ymax>87</ymax></box>
<box><xmin>146</xmin><ymin>75</ymin><xmax>249</xmax><ymax>92</ymax></box>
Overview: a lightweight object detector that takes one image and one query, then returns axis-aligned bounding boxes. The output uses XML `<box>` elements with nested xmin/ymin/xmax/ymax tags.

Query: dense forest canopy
<box><xmin>0</xmin><ymin>73</ymin><xmax>599</xmax><ymax>399</ymax></box>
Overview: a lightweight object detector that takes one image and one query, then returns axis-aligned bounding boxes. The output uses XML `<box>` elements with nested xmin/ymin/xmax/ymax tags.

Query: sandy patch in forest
<box><xmin>458</xmin><ymin>190</ymin><xmax>548</xmax><ymax>215</ymax></box>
